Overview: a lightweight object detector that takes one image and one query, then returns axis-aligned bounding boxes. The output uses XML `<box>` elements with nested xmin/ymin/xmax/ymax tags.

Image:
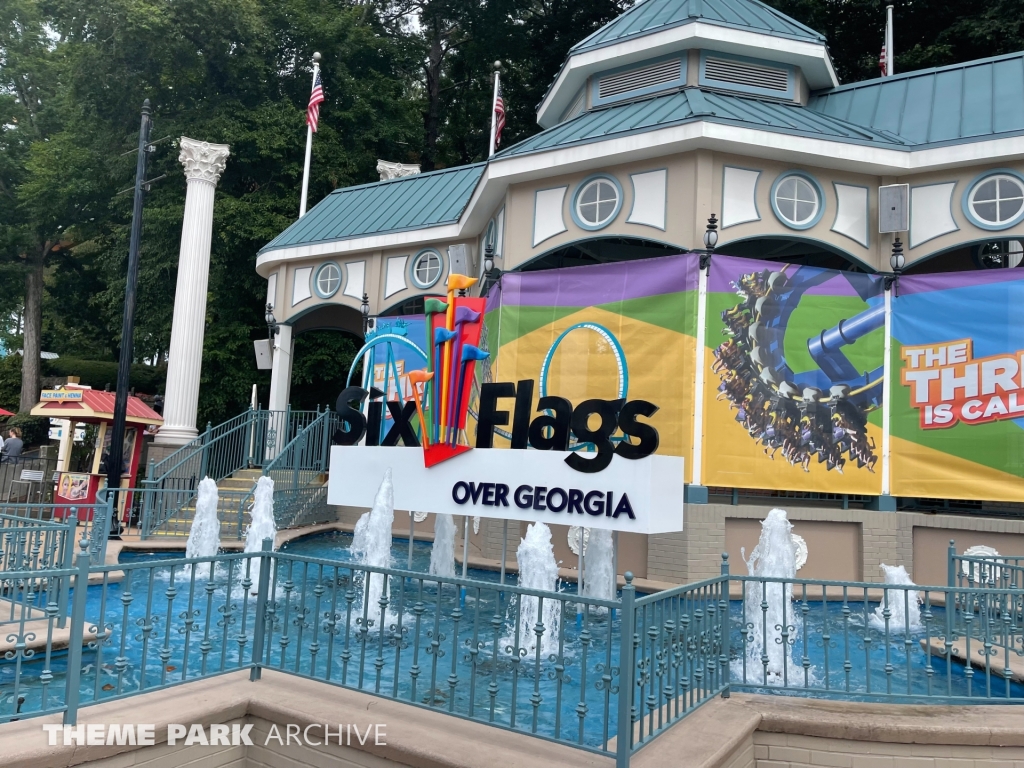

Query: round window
<box><xmin>410</xmin><ymin>250</ymin><xmax>443</xmax><ymax>289</ymax></box>
<box><xmin>967</xmin><ymin>174</ymin><xmax>1024</xmax><ymax>229</ymax></box>
<box><xmin>772</xmin><ymin>173</ymin><xmax>822</xmax><ymax>229</ymax></box>
<box><xmin>574</xmin><ymin>177</ymin><xmax>621</xmax><ymax>229</ymax></box>
<box><xmin>314</xmin><ymin>262</ymin><xmax>342</xmax><ymax>298</ymax></box>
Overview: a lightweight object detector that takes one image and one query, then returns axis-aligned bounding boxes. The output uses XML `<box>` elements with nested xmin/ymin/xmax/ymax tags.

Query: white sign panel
<box><xmin>328</xmin><ymin>446</ymin><xmax>684</xmax><ymax>535</ymax></box>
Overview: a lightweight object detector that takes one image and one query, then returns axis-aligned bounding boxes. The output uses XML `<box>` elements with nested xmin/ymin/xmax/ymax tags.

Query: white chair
<box><xmin>8</xmin><ymin>468</ymin><xmax>46</xmax><ymax>504</ymax></box>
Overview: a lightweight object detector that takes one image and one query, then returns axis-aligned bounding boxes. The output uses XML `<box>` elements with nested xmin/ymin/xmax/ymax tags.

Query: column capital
<box><xmin>178</xmin><ymin>137</ymin><xmax>230</xmax><ymax>185</ymax></box>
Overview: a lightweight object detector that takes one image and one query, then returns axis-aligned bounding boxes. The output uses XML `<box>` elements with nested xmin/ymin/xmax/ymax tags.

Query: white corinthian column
<box><xmin>156</xmin><ymin>138</ymin><xmax>231</xmax><ymax>446</ymax></box>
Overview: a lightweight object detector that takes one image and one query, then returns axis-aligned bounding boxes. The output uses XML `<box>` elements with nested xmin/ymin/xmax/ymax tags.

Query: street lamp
<box><xmin>700</xmin><ymin>213</ymin><xmax>718</xmax><ymax>270</ymax></box>
<box><xmin>265</xmin><ymin>303</ymin><xmax>279</xmax><ymax>337</ymax></box>
<box><xmin>360</xmin><ymin>292</ymin><xmax>370</xmax><ymax>335</ymax></box>
<box><xmin>483</xmin><ymin>241</ymin><xmax>501</xmax><ymax>290</ymax></box>
<box><xmin>887</xmin><ymin>236</ymin><xmax>904</xmax><ymax>296</ymax></box>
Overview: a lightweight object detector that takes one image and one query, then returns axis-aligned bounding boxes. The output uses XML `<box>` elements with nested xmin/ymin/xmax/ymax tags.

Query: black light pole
<box><xmin>107</xmin><ymin>100</ymin><xmax>153</xmax><ymax>527</ymax></box>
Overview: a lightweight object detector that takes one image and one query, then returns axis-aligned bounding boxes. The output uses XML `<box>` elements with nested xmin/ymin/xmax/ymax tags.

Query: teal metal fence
<box><xmin>1</xmin><ymin>498</ymin><xmax>111</xmax><ymax>570</ymax></box>
<box><xmin>951</xmin><ymin>543</ymin><xmax>1024</xmax><ymax>591</ymax></box>
<box><xmin>5</xmin><ymin>541</ymin><xmax>1024</xmax><ymax>763</ymax></box>
<box><xmin>261</xmin><ymin>410</ymin><xmax>338</xmax><ymax>530</ymax></box>
<box><xmin>0</xmin><ymin>513</ymin><xmax>79</xmax><ymax>629</ymax></box>
<box><xmin>141</xmin><ymin>409</ymin><xmax>321</xmax><ymax>538</ymax></box>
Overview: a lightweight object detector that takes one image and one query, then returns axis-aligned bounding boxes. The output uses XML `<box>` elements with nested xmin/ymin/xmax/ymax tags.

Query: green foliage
<box><xmin>7</xmin><ymin>412</ymin><xmax>50</xmax><ymax>447</ymax></box>
<box><xmin>0</xmin><ymin>356</ymin><xmax>23</xmax><ymax>412</ymax></box>
<box><xmin>2</xmin><ymin>0</ymin><xmax>1020</xmax><ymax>427</ymax></box>
<box><xmin>763</xmin><ymin>0</ymin><xmax>1024</xmax><ymax>82</ymax></box>
<box><xmin>42</xmin><ymin>358</ymin><xmax>166</xmax><ymax>395</ymax></box>
<box><xmin>290</xmin><ymin>330</ymin><xmax>361</xmax><ymax>412</ymax></box>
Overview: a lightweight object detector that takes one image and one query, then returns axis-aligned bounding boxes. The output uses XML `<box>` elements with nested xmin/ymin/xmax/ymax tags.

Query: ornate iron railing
<box><xmin>0</xmin><ymin>498</ymin><xmax>111</xmax><ymax>570</ymax></box>
<box><xmin>261</xmin><ymin>410</ymin><xmax>337</xmax><ymax>530</ymax></box>
<box><xmin>141</xmin><ymin>409</ymin><xmax>321</xmax><ymax>538</ymax></box>
<box><xmin>6</xmin><ymin>544</ymin><xmax>1024</xmax><ymax>766</ymax></box>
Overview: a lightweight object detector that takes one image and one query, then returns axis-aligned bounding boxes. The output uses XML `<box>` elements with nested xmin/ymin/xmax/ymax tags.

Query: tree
<box><xmin>764</xmin><ymin>0</ymin><xmax>1024</xmax><ymax>83</ymax></box>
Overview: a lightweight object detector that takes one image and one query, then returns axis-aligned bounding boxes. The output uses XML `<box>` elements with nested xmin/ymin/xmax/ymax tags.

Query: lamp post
<box><xmin>700</xmin><ymin>213</ymin><xmax>718</xmax><ymax>270</ymax></box>
<box><xmin>887</xmin><ymin>236</ymin><xmax>904</xmax><ymax>296</ymax></box>
<box><xmin>360</xmin><ymin>293</ymin><xmax>370</xmax><ymax>336</ymax></box>
<box><xmin>265</xmin><ymin>304</ymin><xmax>279</xmax><ymax>338</ymax></box>
<box><xmin>482</xmin><ymin>241</ymin><xmax>501</xmax><ymax>291</ymax></box>
<box><xmin>107</xmin><ymin>100</ymin><xmax>154</xmax><ymax>534</ymax></box>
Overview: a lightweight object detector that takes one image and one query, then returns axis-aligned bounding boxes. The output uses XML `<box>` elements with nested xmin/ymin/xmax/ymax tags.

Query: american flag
<box><xmin>493</xmin><ymin>79</ymin><xmax>506</xmax><ymax>148</ymax></box>
<box><xmin>879</xmin><ymin>45</ymin><xmax>887</xmax><ymax>76</ymax></box>
<box><xmin>307</xmin><ymin>70</ymin><xmax>325</xmax><ymax>132</ymax></box>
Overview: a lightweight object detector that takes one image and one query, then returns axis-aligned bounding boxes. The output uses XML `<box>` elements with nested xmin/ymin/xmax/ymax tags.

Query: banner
<box><xmin>891</xmin><ymin>270</ymin><xmax>1024</xmax><ymax>501</ymax></box>
<box><xmin>477</xmin><ymin>254</ymin><xmax>699</xmax><ymax>480</ymax></box>
<box><xmin>371</xmin><ymin>316</ymin><xmax>429</xmax><ymax>425</ymax></box>
<box><xmin>702</xmin><ymin>255</ymin><xmax>885</xmax><ymax>494</ymax></box>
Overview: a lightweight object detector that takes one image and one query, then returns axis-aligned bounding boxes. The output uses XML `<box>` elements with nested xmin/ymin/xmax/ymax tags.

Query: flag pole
<box><xmin>299</xmin><ymin>52</ymin><xmax>321</xmax><ymax>218</ymax></box>
<box><xmin>885</xmin><ymin>5</ymin><xmax>894</xmax><ymax>77</ymax></box>
<box><xmin>488</xmin><ymin>62</ymin><xmax>501</xmax><ymax>158</ymax></box>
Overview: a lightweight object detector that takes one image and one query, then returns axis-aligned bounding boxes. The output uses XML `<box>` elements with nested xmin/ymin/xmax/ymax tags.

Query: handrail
<box><xmin>141</xmin><ymin>408</ymin><xmax>321</xmax><ymax>538</ymax></box>
<box><xmin>260</xmin><ymin>410</ymin><xmax>336</xmax><ymax>529</ymax></box>
<box><xmin>148</xmin><ymin>409</ymin><xmax>255</xmax><ymax>482</ymax></box>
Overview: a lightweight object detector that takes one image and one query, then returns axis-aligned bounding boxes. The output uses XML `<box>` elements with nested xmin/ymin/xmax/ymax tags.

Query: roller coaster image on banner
<box><xmin>702</xmin><ymin>254</ymin><xmax>885</xmax><ymax>494</ymax></box>
<box><xmin>475</xmin><ymin>253</ymin><xmax>698</xmax><ymax>482</ymax></box>
<box><xmin>890</xmin><ymin>269</ymin><xmax>1024</xmax><ymax>502</ymax></box>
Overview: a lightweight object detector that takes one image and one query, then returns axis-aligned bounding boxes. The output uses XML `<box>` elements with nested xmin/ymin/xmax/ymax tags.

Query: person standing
<box><xmin>1</xmin><ymin>427</ymin><xmax>23</xmax><ymax>463</ymax></box>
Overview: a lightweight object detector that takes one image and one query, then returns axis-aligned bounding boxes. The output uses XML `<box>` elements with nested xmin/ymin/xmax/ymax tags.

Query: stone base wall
<box><xmin>753</xmin><ymin>731</ymin><xmax>1024</xmax><ymax>768</ymax></box>
<box><xmin>648</xmin><ymin>503</ymin><xmax>1024</xmax><ymax>586</ymax></box>
<box><xmin>325</xmin><ymin>503</ymin><xmax>1024</xmax><ymax>588</ymax></box>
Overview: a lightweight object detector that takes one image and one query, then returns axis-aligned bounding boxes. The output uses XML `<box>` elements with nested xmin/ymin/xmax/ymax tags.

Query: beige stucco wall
<box><xmin>261</xmin><ymin>150</ymin><xmax>1024</xmax><ymax>338</ymax></box>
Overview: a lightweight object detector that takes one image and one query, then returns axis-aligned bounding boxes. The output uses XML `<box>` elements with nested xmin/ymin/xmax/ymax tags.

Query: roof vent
<box><xmin>598</xmin><ymin>58</ymin><xmax>683</xmax><ymax>100</ymax></box>
<box><xmin>703</xmin><ymin>57</ymin><xmax>789</xmax><ymax>93</ymax></box>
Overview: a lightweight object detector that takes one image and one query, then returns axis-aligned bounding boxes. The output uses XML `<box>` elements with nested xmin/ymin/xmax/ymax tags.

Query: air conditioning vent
<box><xmin>598</xmin><ymin>58</ymin><xmax>682</xmax><ymax>100</ymax></box>
<box><xmin>704</xmin><ymin>57</ymin><xmax>789</xmax><ymax>93</ymax></box>
<box><xmin>561</xmin><ymin>89</ymin><xmax>586</xmax><ymax>122</ymax></box>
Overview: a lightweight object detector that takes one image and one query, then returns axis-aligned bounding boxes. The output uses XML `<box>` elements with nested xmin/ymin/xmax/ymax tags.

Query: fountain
<box><xmin>582</xmin><ymin>528</ymin><xmax>616</xmax><ymax>604</ymax></box>
<box><xmin>353</xmin><ymin>469</ymin><xmax>395</xmax><ymax>620</ymax></box>
<box><xmin>244</xmin><ymin>476</ymin><xmax>277</xmax><ymax>590</ymax></box>
<box><xmin>429</xmin><ymin>513</ymin><xmax>456</xmax><ymax>578</ymax></box>
<box><xmin>739</xmin><ymin>508</ymin><xmax>805</xmax><ymax>685</ymax></box>
<box><xmin>512</xmin><ymin>522</ymin><xmax>561</xmax><ymax>656</ymax></box>
<box><xmin>870</xmin><ymin>564</ymin><xmax>923</xmax><ymax>633</ymax></box>
<box><xmin>185</xmin><ymin>477</ymin><xmax>220</xmax><ymax>580</ymax></box>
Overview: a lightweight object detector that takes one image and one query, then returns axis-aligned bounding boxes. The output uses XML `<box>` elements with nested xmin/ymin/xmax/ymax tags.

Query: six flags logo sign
<box><xmin>334</xmin><ymin>275</ymin><xmax>659</xmax><ymax>474</ymax></box>
<box><xmin>902</xmin><ymin>339</ymin><xmax>1024</xmax><ymax>428</ymax></box>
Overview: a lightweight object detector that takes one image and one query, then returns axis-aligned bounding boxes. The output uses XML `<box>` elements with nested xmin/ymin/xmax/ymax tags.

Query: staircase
<box><xmin>146</xmin><ymin>468</ymin><xmax>262</xmax><ymax>539</ymax></box>
<box><xmin>140</xmin><ymin>409</ymin><xmax>336</xmax><ymax>540</ymax></box>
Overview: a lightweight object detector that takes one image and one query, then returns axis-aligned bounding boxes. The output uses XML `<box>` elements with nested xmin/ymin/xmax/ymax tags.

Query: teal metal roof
<box><xmin>499</xmin><ymin>88</ymin><xmax>905</xmax><ymax>159</ymax></box>
<box><xmin>571</xmin><ymin>0</ymin><xmax>825</xmax><ymax>53</ymax></box>
<box><xmin>259</xmin><ymin>163</ymin><xmax>485</xmax><ymax>254</ymax></box>
<box><xmin>807</xmin><ymin>52</ymin><xmax>1024</xmax><ymax>147</ymax></box>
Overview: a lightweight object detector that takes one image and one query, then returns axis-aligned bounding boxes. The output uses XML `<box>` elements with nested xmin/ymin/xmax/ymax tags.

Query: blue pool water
<box><xmin>2</xmin><ymin>531</ymin><xmax>1020</xmax><ymax>742</ymax></box>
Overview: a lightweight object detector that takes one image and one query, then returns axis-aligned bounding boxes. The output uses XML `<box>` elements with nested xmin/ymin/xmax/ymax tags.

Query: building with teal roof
<box><xmin>258</xmin><ymin>0</ymin><xmax>1024</xmax><ymax>532</ymax></box>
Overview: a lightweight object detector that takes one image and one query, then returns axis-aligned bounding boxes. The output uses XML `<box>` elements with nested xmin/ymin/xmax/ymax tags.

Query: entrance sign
<box><xmin>328</xmin><ymin>446</ymin><xmax>684</xmax><ymax>534</ymax></box>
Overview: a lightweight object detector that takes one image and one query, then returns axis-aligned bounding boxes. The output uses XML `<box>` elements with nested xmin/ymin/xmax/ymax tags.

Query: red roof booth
<box><xmin>31</xmin><ymin>386</ymin><xmax>162</xmax><ymax>522</ymax></box>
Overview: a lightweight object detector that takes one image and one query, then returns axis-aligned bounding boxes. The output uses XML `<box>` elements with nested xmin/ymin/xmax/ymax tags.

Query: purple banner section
<box><xmin>708</xmin><ymin>254</ymin><xmax>878</xmax><ymax>297</ymax></box>
<box><xmin>899</xmin><ymin>268</ymin><xmax>1024</xmax><ymax>296</ymax></box>
<box><xmin>495</xmin><ymin>253</ymin><xmax>697</xmax><ymax>307</ymax></box>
